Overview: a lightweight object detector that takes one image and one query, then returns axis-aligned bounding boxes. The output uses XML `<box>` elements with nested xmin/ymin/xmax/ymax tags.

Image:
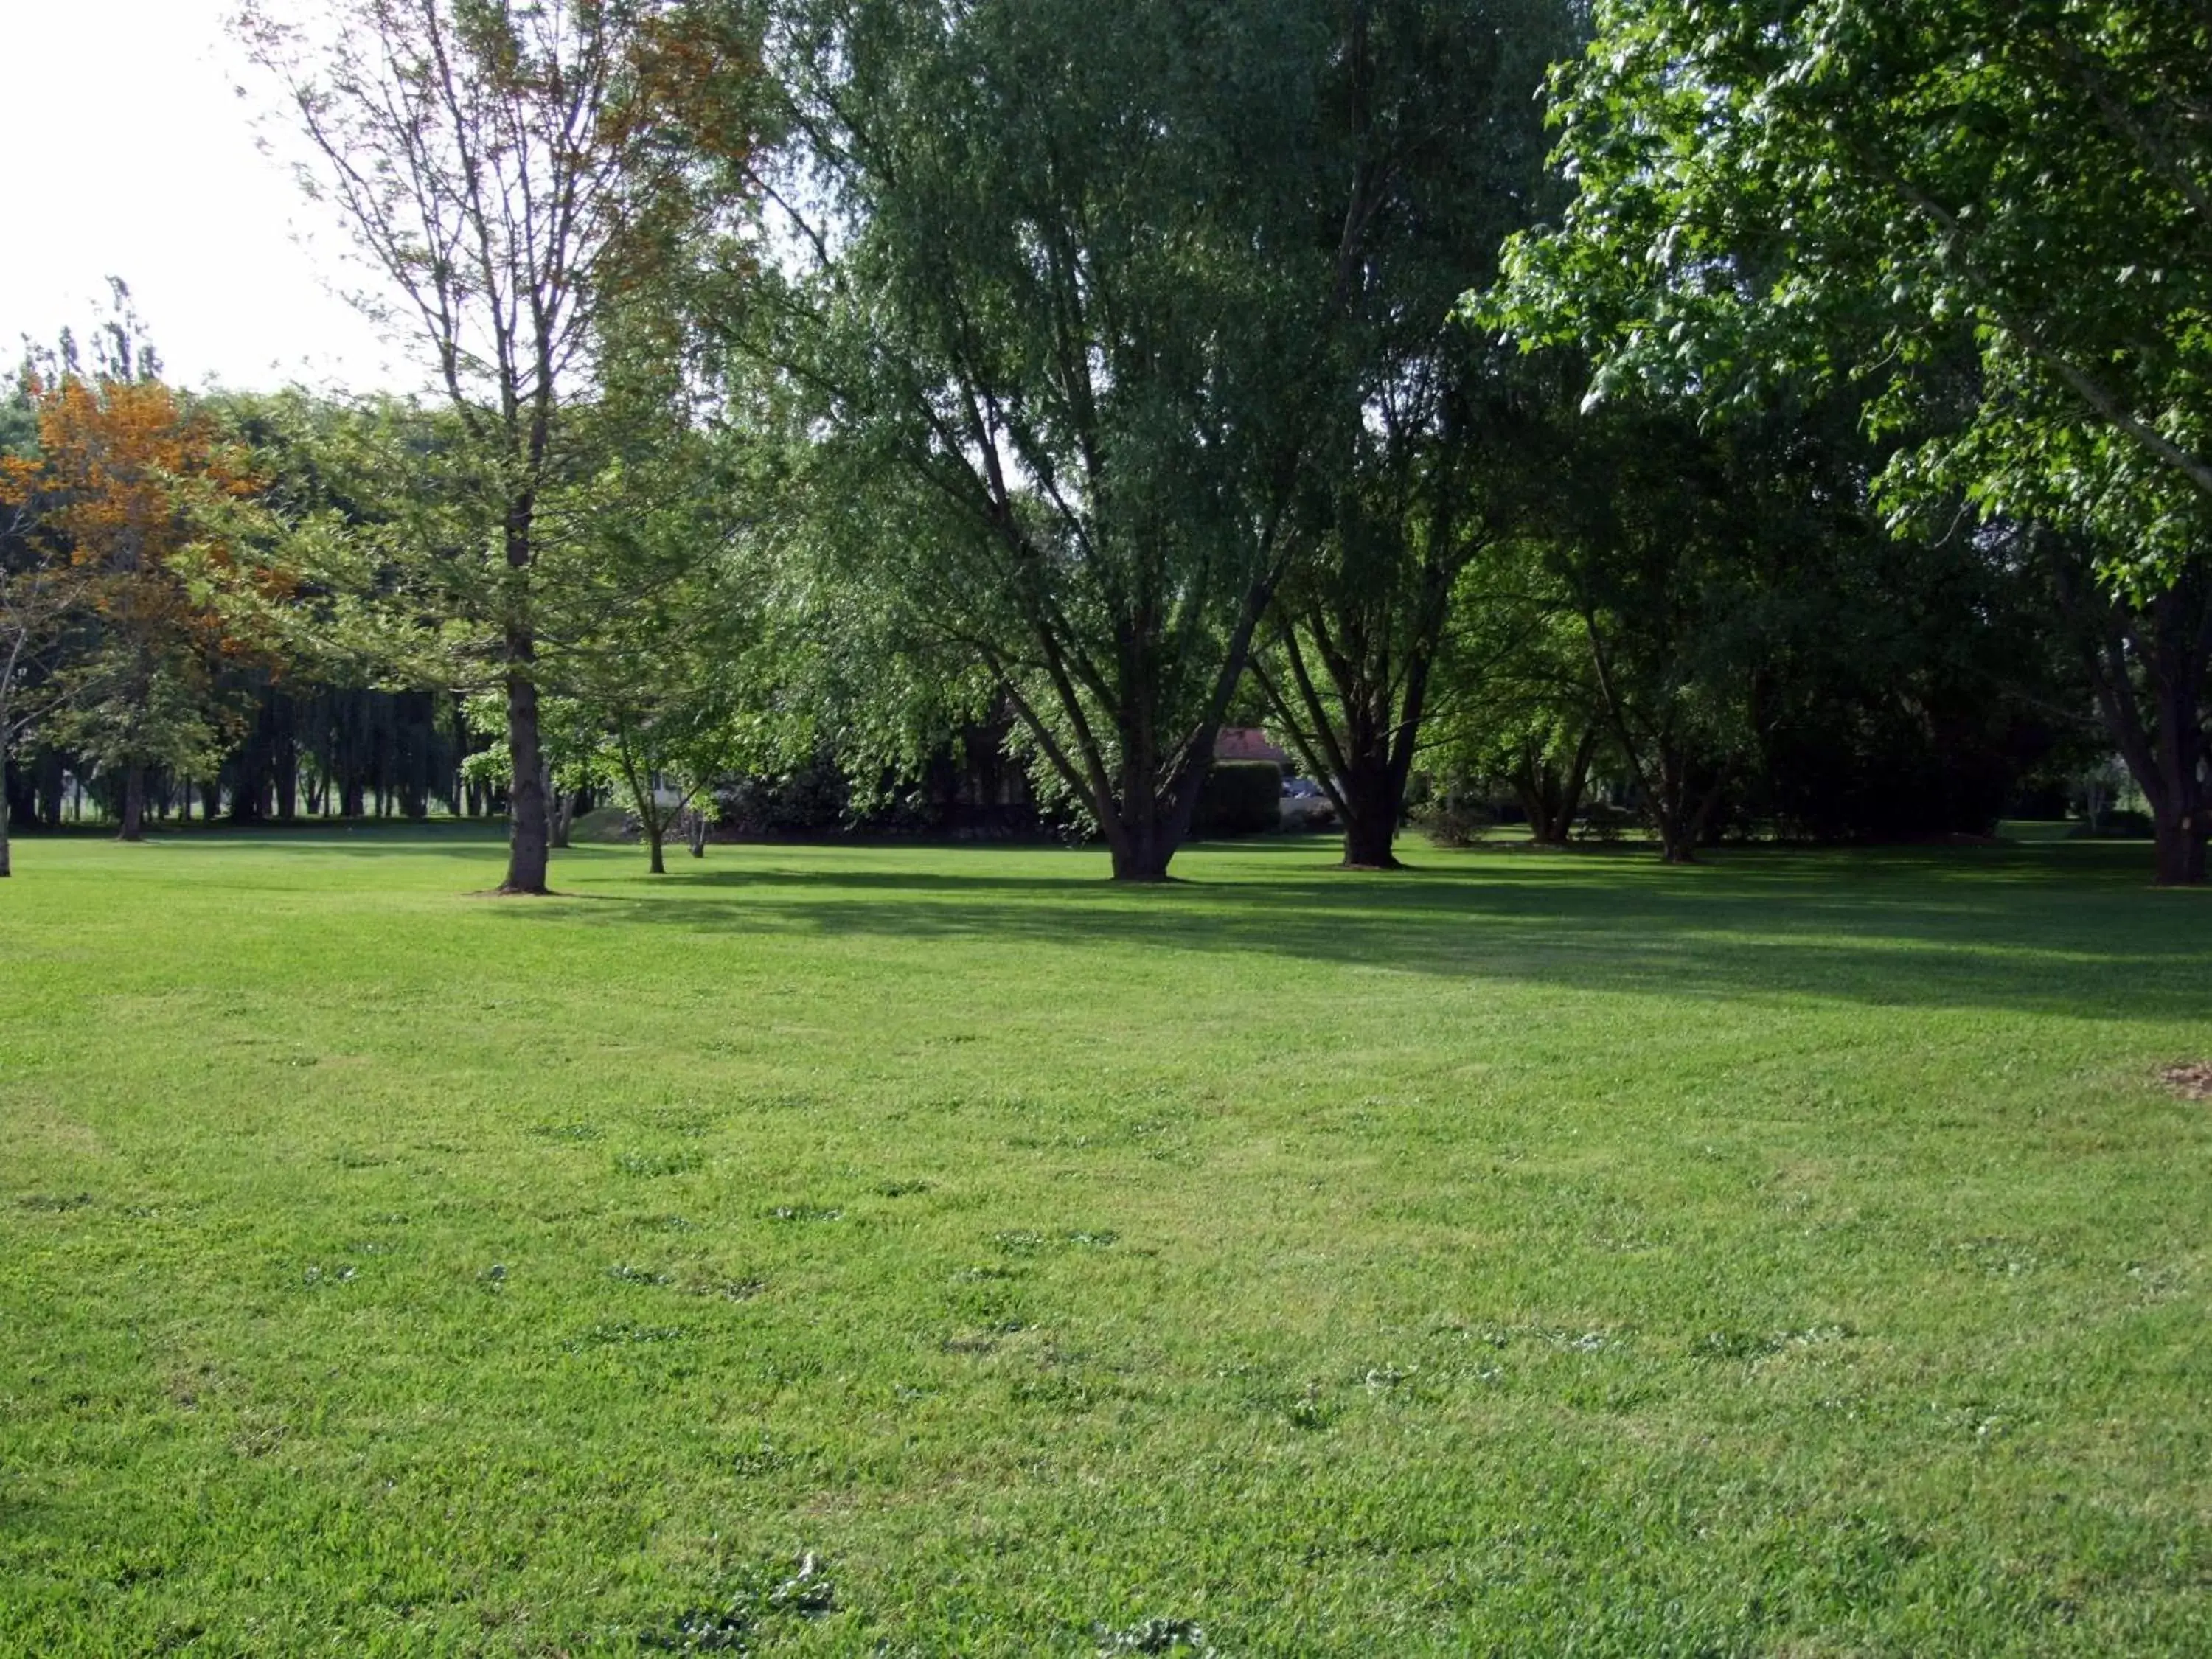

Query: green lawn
<box><xmin>2</xmin><ymin>829</ymin><xmax>2208</xmax><ymax>1655</ymax></box>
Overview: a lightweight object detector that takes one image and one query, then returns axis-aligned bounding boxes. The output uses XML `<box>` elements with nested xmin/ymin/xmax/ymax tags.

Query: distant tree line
<box><xmin>1</xmin><ymin>1</ymin><xmax>2200</xmax><ymax>885</ymax></box>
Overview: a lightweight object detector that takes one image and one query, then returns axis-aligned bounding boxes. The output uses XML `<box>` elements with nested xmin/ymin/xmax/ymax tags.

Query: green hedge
<box><xmin>1192</xmin><ymin>760</ymin><xmax>1283</xmax><ymax>838</ymax></box>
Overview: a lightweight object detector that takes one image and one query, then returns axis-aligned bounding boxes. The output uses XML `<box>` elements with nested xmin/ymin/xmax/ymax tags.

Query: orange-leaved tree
<box><xmin>0</xmin><ymin>373</ymin><xmax>274</xmax><ymax>841</ymax></box>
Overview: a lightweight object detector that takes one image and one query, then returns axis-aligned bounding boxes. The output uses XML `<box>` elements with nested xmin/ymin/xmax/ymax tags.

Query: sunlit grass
<box><xmin>2</xmin><ymin>827</ymin><xmax>2208</xmax><ymax>1654</ymax></box>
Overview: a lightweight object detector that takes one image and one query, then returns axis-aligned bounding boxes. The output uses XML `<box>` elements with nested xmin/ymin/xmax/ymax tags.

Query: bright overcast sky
<box><xmin>1</xmin><ymin>0</ymin><xmax>420</xmax><ymax>394</ymax></box>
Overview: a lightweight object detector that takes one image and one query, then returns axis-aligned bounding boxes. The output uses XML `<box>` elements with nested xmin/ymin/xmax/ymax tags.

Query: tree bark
<box><xmin>503</xmin><ymin>655</ymin><xmax>551</xmax><ymax>894</ymax></box>
<box><xmin>1097</xmin><ymin>717</ymin><xmax>1212</xmax><ymax>883</ymax></box>
<box><xmin>37</xmin><ymin>750</ymin><xmax>63</xmax><ymax>829</ymax></box>
<box><xmin>1</xmin><ymin>778</ymin><xmax>12</xmax><ymax>877</ymax></box>
<box><xmin>1338</xmin><ymin>765</ymin><xmax>1404</xmax><ymax>869</ymax></box>
<box><xmin>1107</xmin><ymin>818</ymin><xmax>1179</xmax><ymax>882</ymax></box>
<box><xmin>547</xmin><ymin>768</ymin><xmax>574</xmax><ymax>850</ymax></box>
<box><xmin>119</xmin><ymin>765</ymin><xmax>146</xmax><ymax>842</ymax></box>
<box><xmin>648</xmin><ymin>830</ymin><xmax>667</xmax><ymax>875</ymax></box>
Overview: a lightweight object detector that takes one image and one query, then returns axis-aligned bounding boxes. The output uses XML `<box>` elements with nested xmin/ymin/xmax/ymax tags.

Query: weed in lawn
<box><xmin>2160</xmin><ymin>1061</ymin><xmax>2212</xmax><ymax>1099</ymax></box>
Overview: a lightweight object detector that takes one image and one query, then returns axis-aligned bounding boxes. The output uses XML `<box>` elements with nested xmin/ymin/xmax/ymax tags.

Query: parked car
<box><xmin>1281</xmin><ymin>777</ymin><xmax>1326</xmax><ymax>799</ymax></box>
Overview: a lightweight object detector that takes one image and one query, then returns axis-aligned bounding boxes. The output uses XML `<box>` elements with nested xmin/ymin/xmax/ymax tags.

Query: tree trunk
<box><xmin>687</xmin><ymin>808</ymin><xmax>709</xmax><ymax>858</ymax></box>
<box><xmin>1516</xmin><ymin>727</ymin><xmax>1598</xmax><ymax>846</ymax></box>
<box><xmin>1</xmin><ymin>782</ymin><xmax>12</xmax><ymax>877</ymax></box>
<box><xmin>119</xmin><ymin>765</ymin><xmax>146</xmax><ymax>842</ymax></box>
<box><xmin>2064</xmin><ymin>560</ymin><xmax>2208</xmax><ymax>888</ymax></box>
<box><xmin>1107</xmin><ymin>820</ymin><xmax>1178</xmax><ymax>882</ymax></box>
<box><xmin>1339</xmin><ymin>771</ymin><xmax>1403</xmax><ymax>870</ymax></box>
<box><xmin>503</xmin><ymin>655</ymin><xmax>551</xmax><ymax>894</ymax></box>
<box><xmin>546</xmin><ymin>768</ymin><xmax>573</xmax><ymax>851</ymax></box>
<box><xmin>2153</xmin><ymin>815</ymin><xmax>2208</xmax><ymax>886</ymax></box>
<box><xmin>1099</xmin><ymin>728</ymin><xmax>1209</xmax><ymax>883</ymax></box>
<box><xmin>36</xmin><ymin>749</ymin><xmax>63</xmax><ymax>829</ymax></box>
<box><xmin>648</xmin><ymin>829</ymin><xmax>666</xmax><ymax>875</ymax></box>
<box><xmin>2146</xmin><ymin>599</ymin><xmax>2208</xmax><ymax>888</ymax></box>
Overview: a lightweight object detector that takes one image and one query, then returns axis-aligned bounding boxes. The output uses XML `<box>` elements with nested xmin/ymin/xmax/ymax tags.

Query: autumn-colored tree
<box><xmin>0</xmin><ymin>375</ymin><xmax>268</xmax><ymax>842</ymax></box>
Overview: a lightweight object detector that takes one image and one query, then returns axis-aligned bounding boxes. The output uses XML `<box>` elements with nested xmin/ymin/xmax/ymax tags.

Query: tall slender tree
<box><xmin>237</xmin><ymin>0</ymin><xmax>760</xmax><ymax>892</ymax></box>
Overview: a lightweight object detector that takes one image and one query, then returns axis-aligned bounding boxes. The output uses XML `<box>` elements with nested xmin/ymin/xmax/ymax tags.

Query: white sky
<box><xmin>0</xmin><ymin>0</ymin><xmax>419</xmax><ymax>394</ymax></box>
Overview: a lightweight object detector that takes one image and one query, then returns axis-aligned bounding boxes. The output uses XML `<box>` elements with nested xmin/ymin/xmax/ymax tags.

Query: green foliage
<box><xmin>1411</xmin><ymin>794</ymin><xmax>1495</xmax><ymax>849</ymax></box>
<box><xmin>1480</xmin><ymin>0</ymin><xmax>2212</xmax><ymax>593</ymax></box>
<box><xmin>742</xmin><ymin>0</ymin><xmax>1525</xmax><ymax>875</ymax></box>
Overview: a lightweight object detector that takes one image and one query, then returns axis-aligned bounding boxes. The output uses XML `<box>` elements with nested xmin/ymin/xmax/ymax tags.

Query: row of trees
<box><xmin>2</xmin><ymin>0</ymin><xmax>2204</xmax><ymax>885</ymax></box>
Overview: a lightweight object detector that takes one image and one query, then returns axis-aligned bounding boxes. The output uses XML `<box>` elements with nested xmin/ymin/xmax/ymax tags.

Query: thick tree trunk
<box><xmin>2146</xmin><ymin>615</ymin><xmax>2208</xmax><ymax>888</ymax></box>
<box><xmin>1098</xmin><ymin>740</ymin><xmax>1194</xmax><ymax>882</ymax></box>
<box><xmin>119</xmin><ymin>765</ymin><xmax>146</xmax><ymax>842</ymax></box>
<box><xmin>1</xmin><ymin>785</ymin><xmax>12</xmax><ymax>877</ymax></box>
<box><xmin>503</xmin><ymin>657</ymin><xmax>551</xmax><ymax>894</ymax></box>
<box><xmin>1092</xmin><ymin>719</ymin><xmax>1202</xmax><ymax>883</ymax></box>
<box><xmin>688</xmin><ymin>810</ymin><xmax>709</xmax><ymax>858</ymax></box>
<box><xmin>2153</xmin><ymin>815</ymin><xmax>2207</xmax><ymax>886</ymax></box>
<box><xmin>648</xmin><ymin>830</ymin><xmax>666</xmax><ymax>875</ymax></box>
<box><xmin>1107</xmin><ymin>821</ymin><xmax>1178</xmax><ymax>882</ymax></box>
<box><xmin>1339</xmin><ymin>771</ymin><xmax>1403</xmax><ymax>870</ymax></box>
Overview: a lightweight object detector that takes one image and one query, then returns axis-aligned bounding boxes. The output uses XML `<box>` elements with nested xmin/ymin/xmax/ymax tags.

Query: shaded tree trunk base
<box><xmin>1107</xmin><ymin>820</ymin><xmax>1186</xmax><ymax>883</ymax></box>
<box><xmin>2152</xmin><ymin>824</ymin><xmax>2207</xmax><ymax>887</ymax></box>
<box><xmin>1339</xmin><ymin>811</ymin><xmax>1402</xmax><ymax>872</ymax></box>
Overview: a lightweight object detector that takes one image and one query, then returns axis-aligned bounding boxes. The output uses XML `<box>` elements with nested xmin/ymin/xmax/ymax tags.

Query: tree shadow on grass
<box><xmin>502</xmin><ymin>841</ymin><xmax>2212</xmax><ymax>1023</ymax></box>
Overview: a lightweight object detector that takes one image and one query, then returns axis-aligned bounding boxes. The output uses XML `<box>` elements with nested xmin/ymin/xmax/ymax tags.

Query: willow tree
<box><xmin>238</xmin><ymin>0</ymin><xmax>759</xmax><ymax>893</ymax></box>
<box><xmin>740</xmin><ymin>0</ymin><xmax>1446</xmax><ymax>880</ymax></box>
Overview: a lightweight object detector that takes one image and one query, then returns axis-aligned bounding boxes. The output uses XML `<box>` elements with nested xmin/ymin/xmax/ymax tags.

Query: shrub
<box><xmin>1192</xmin><ymin>761</ymin><xmax>1282</xmax><ymax>838</ymax></box>
<box><xmin>1413</xmin><ymin>798</ymin><xmax>1492</xmax><ymax>849</ymax></box>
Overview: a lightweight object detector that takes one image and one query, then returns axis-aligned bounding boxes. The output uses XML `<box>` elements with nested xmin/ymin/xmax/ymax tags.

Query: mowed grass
<box><xmin>2</xmin><ymin>828</ymin><xmax>2209</xmax><ymax>1657</ymax></box>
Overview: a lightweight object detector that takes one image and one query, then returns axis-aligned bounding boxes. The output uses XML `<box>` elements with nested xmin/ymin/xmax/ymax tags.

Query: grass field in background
<box><xmin>1</xmin><ymin>828</ymin><xmax>2208</xmax><ymax>1655</ymax></box>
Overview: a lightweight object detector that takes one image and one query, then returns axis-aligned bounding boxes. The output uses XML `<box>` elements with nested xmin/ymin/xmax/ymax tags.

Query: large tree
<box><xmin>1251</xmin><ymin>0</ymin><xmax>1576</xmax><ymax>870</ymax></box>
<box><xmin>740</xmin><ymin>0</ymin><xmax>1459</xmax><ymax>880</ymax></box>
<box><xmin>1482</xmin><ymin>0</ymin><xmax>2212</xmax><ymax>880</ymax></box>
<box><xmin>237</xmin><ymin>0</ymin><xmax>759</xmax><ymax>893</ymax></box>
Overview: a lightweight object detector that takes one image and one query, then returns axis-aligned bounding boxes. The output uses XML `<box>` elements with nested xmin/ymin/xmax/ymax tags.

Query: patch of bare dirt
<box><xmin>2159</xmin><ymin>1063</ymin><xmax>2212</xmax><ymax>1101</ymax></box>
